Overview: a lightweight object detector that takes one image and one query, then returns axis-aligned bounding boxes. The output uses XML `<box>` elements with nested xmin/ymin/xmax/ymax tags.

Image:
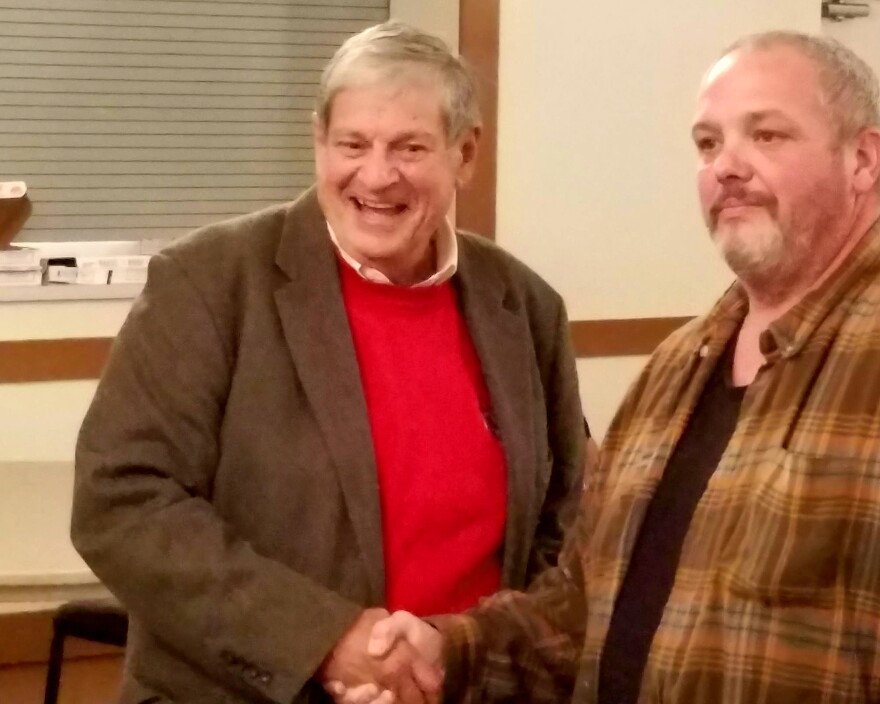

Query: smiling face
<box><xmin>314</xmin><ymin>76</ymin><xmax>477</xmax><ymax>285</ymax></box>
<box><xmin>692</xmin><ymin>46</ymin><xmax>860</xmax><ymax>298</ymax></box>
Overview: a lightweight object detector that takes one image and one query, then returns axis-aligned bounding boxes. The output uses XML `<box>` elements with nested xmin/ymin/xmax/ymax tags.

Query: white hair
<box><xmin>315</xmin><ymin>20</ymin><xmax>482</xmax><ymax>140</ymax></box>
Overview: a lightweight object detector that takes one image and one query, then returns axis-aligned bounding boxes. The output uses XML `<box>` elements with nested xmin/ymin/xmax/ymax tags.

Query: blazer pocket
<box><xmin>727</xmin><ymin>449</ymin><xmax>876</xmax><ymax>605</ymax></box>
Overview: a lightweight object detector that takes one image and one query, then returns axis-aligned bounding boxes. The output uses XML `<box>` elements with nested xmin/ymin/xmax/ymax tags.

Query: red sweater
<box><xmin>339</xmin><ymin>261</ymin><xmax>507</xmax><ymax>615</ymax></box>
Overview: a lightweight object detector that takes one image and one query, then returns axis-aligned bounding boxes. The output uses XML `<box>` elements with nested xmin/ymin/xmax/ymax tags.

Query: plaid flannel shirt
<box><xmin>440</xmin><ymin>219</ymin><xmax>880</xmax><ymax>704</ymax></box>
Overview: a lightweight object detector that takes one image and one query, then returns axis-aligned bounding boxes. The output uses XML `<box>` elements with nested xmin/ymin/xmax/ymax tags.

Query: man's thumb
<box><xmin>367</xmin><ymin>611</ymin><xmax>413</xmax><ymax>658</ymax></box>
<box><xmin>367</xmin><ymin>616</ymin><xmax>400</xmax><ymax>657</ymax></box>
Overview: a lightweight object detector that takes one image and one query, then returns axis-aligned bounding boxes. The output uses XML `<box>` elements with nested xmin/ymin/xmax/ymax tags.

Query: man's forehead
<box><xmin>701</xmin><ymin>52</ymin><xmax>739</xmax><ymax>89</ymax></box>
<box><xmin>694</xmin><ymin>46</ymin><xmax>824</xmax><ymax>121</ymax></box>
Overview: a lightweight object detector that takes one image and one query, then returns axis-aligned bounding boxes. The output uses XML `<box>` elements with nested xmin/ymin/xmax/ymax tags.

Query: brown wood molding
<box><xmin>570</xmin><ymin>317</ymin><xmax>694</xmax><ymax>357</ymax></box>
<box><xmin>457</xmin><ymin>0</ymin><xmax>499</xmax><ymax>238</ymax></box>
<box><xmin>0</xmin><ymin>337</ymin><xmax>113</xmax><ymax>383</ymax></box>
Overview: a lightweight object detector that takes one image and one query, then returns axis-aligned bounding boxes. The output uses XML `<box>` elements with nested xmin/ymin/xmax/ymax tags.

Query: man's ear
<box><xmin>852</xmin><ymin>126</ymin><xmax>880</xmax><ymax>194</ymax></box>
<box><xmin>455</xmin><ymin>126</ymin><xmax>481</xmax><ymax>188</ymax></box>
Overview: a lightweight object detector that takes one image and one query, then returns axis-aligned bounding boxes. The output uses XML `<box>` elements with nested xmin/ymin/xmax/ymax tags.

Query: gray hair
<box><xmin>722</xmin><ymin>31</ymin><xmax>880</xmax><ymax>142</ymax></box>
<box><xmin>315</xmin><ymin>20</ymin><xmax>481</xmax><ymax>140</ymax></box>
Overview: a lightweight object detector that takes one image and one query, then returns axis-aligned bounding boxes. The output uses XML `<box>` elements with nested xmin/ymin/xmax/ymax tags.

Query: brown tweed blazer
<box><xmin>72</xmin><ymin>188</ymin><xmax>585</xmax><ymax>704</ymax></box>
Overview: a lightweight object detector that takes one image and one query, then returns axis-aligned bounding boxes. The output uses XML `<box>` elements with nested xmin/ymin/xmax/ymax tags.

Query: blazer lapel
<box><xmin>272</xmin><ymin>191</ymin><xmax>384</xmax><ymax>603</ymax></box>
<box><xmin>455</xmin><ymin>237</ymin><xmax>538</xmax><ymax>588</ymax></box>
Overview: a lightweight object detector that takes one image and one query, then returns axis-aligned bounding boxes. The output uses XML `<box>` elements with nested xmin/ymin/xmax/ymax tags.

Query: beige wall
<box><xmin>493</xmin><ymin>0</ymin><xmax>822</xmax><ymax>438</ymax></box>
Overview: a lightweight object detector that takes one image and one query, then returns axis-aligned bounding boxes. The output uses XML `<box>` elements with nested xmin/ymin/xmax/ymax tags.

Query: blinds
<box><xmin>0</xmin><ymin>0</ymin><xmax>389</xmax><ymax>242</ymax></box>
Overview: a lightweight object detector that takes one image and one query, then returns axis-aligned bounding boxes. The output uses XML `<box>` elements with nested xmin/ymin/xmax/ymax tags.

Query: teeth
<box><xmin>355</xmin><ymin>198</ymin><xmax>398</xmax><ymax>210</ymax></box>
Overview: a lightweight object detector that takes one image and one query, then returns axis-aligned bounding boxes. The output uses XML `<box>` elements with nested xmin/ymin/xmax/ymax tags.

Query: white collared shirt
<box><xmin>327</xmin><ymin>220</ymin><xmax>458</xmax><ymax>287</ymax></box>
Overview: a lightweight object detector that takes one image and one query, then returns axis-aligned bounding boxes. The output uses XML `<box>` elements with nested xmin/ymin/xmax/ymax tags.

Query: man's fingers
<box><xmin>368</xmin><ymin>611</ymin><xmax>421</xmax><ymax>658</ymax></box>
<box><xmin>374</xmin><ymin>639</ymin><xmax>440</xmax><ymax>704</ymax></box>
<box><xmin>372</xmin><ymin>690</ymin><xmax>396</xmax><ymax>704</ymax></box>
<box><xmin>325</xmin><ymin>682</ymin><xmax>395</xmax><ymax>704</ymax></box>
<box><xmin>325</xmin><ymin>680</ymin><xmax>346</xmax><ymax>697</ymax></box>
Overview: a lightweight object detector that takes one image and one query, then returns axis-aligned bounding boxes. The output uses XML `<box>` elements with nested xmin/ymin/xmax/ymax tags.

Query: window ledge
<box><xmin>0</xmin><ymin>283</ymin><xmax>144</xmax><ymax>303</ymax></box>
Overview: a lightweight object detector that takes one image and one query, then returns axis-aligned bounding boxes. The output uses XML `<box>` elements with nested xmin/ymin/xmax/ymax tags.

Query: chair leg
<box><xmin>43</xmin><ymin>625</ymin><xmax>65</xmax><ymax>704</ymax></box>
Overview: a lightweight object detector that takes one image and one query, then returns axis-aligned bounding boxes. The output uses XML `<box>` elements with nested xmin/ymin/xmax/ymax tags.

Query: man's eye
<box><xmin>337</xmin><ymin>141</ymin><xmax>364</xmax><ymax>152</ymax></box>
<box><xmin>754</xmin><ymin>130</ymin><xmax>783</xmax><ymax>143</ymax></box>
<box><xmin>400</xmin><ymin>144</ymin><xmax>427</xmax><ymax>155</ymax></box>
<box><xmin>695</xmin><ymin>137</ymin><xmax>717</xmax><ymax>153</ymax></box>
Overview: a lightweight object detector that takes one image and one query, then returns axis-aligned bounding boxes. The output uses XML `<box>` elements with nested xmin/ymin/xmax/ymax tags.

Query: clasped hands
<box><xmin>319</xmin><ymin>608</ymin><xmax>443</xmax><ymax>704</ymax></box>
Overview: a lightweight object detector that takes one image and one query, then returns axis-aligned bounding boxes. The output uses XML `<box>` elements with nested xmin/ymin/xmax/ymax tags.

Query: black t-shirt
<box><xmin>597</xmin><ymin>344</ymin><xmax>746</xmax><ymax>704</ymax></box>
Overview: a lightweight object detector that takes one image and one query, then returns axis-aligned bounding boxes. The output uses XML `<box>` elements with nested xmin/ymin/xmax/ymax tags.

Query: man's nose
<box><xmin>358</xmin><ymin>147</ymin><xmax>399</xmax><ymax>189</ymax></box>
<box><xmin>712</xmin><ymin>140</ymin><xmax>753</xmax><ymax>182</ymax></box>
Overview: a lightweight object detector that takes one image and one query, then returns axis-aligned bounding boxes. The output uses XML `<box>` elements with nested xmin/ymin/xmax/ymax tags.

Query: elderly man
<box><xmin>71</xmin><ymin>21</ymin><xmax>588</xmax><ymax>704</ymax></box>
<box><xmin>351</xmin><ymin>31</ymin><xmax>880</xmax><ymax>704</ymax></box>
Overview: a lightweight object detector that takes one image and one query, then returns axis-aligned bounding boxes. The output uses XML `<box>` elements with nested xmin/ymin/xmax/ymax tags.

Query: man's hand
<box><xmin>326</xmin><ymin>611</ymin><xmax>446</xmax><ymax>704</ymax></box>
<box><xmin>368</xmin><ymin>611</ymin><xmax>443</xmax><ymax>666</ymax></box>
<box><xmin>319</xmin><ymin>608</ymin><xmax>442</xmax><ymax>704</ymax></box>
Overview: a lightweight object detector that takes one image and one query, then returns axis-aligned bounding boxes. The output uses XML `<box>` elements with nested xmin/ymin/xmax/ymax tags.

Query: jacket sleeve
<box><xmin>525</xmin><ymin>294</ymin><xmax>587</xmax><ymax>582</ymax></box>
<box><xmin>71</xmin><ymin>252</ymin><xmax>362</xmax><ymax>704</ymax></box>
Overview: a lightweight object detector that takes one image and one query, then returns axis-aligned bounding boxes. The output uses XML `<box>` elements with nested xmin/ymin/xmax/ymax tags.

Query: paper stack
<box><xmin>43</xmin><ymin>254</ymin><xmax>152</xmax><ymax>285</ymax></box>
<box><xmin>74</xmin><ymin>255</ymin><xmax>151</xmax><ymax>285</ymax></box>
<box><xmin>0</xmin><ymin>245</ymin><xmax>42</xmax><ymax>286</ymax></box>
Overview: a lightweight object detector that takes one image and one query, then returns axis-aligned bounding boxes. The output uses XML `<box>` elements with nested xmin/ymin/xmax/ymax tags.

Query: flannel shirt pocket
<box><xmin>726</xmin><ymin>449</ymin><xmax>874</xmax><ymax>605</ymax></box>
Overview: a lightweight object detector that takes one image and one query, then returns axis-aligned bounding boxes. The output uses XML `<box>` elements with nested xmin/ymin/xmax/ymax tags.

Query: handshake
<box><xmin>319</xmin><ymin>608</ymin><xmax>446</xmax><ymax>704</ymax></box>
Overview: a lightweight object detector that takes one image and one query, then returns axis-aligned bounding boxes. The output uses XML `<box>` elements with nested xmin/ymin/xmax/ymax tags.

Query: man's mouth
<box><xmin>711</xmin><ymin>193</ymin><xmax>774</xmax><ymax>222</ymax></box>
<box><xmin>350</xmin><ymin>197</ymin><xmax>407</xmax><ymax>216</ymax></box>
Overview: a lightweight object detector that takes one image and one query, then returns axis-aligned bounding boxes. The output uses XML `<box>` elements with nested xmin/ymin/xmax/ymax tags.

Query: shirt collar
<box><xmin>326</xmin><ymin>219</ymin><xmax>458</xmax><ymax>287</ymax></box>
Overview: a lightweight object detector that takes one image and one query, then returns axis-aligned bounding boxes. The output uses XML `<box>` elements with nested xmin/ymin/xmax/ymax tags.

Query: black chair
<box><xmin>43</xmin><ymin>599</ymin><xmax>128</xmax><ymax>704</ymax></box>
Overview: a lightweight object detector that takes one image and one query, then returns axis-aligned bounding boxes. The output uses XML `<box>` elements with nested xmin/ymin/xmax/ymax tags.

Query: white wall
<box><xmin>494</xmin><ymin>0</ymin><xmax>822</xmax><ymax>439</ymax></box>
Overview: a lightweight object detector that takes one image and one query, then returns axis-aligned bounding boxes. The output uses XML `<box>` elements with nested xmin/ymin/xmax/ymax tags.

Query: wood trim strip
<box><xmin>457</xmin><ymin>0</ymin><xmax>499</xmax><ymax>239</ymax></box>
<box><xmin>0</xmin><ymin>317</ymin><xmax>693</xmax><ymax>385</ymax></box>
<box><xmin>570</xmin><ymin>317</ymin><xmax>693</xmax><ymax>358</ymax></box>
<box><xmin>0</xmin><ymin>337</ymin><xmax>113</xmax><ymax>383</ymax></box>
